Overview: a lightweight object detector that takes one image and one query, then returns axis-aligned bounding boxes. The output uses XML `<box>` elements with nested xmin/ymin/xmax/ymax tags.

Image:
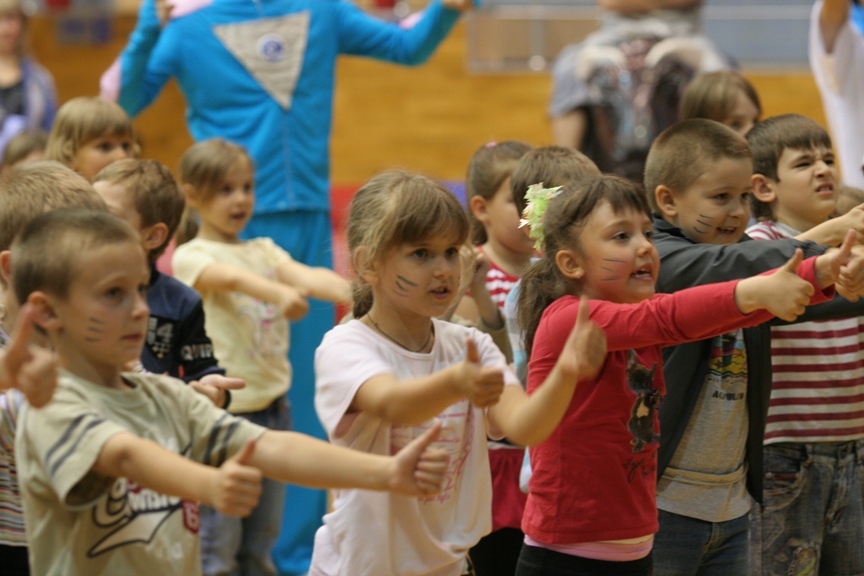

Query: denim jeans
<box><xmin>200</xmin><ymin>397</ymin><xmax>292</xmax><ymax>576</ymax></box>
<box><xmin>750</xmin><ymin>440</ymin><xmax>864</xmax><ymax>576</ymax></box>
<box><xmin>515</xmin><ymin>544</ymin><xmax>653</xmax><ymax>576</ymax></box>
<box><xmin>653</xmin><ymin>509</ymin><xmax>750</xmax><ymax>576</ymax></box>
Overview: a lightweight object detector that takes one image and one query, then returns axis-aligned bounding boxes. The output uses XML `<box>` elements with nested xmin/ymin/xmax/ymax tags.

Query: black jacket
<box><xmin>653</xmin><ymin>216</ymin><xmax>862</xmax><ymax>503</ymax></box>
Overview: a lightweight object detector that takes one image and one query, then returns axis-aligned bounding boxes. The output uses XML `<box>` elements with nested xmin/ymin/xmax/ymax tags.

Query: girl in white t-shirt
<box><xmin>172</xmin><ymin>138</ymin><xmax>351</xmax><ymax>576</ymax></box>
<box><xmin>310</xmin><ymin>170</ymin><xmax>608</xmax><ymax>576</ymax></box>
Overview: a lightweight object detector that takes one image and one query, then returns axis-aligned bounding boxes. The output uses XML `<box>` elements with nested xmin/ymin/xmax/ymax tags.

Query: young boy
<box><xmin>92</xmin><ymin>159</ymin><xmax>238</xmax><ymax>408</ymax></box>
<box><xmin>745</xmin><ymin>114</ymin><xmax>864</xmax><ymax>574</ymax></box>
<box><xmin>12</xmin><ymin>208</ymin><xmax>449</xmax><ymax>576</ymax></box>
<box><xmin>0</xmin><ymin>161</ymin><xmax>107</xmax><ymax>576</ymax></box>
<box><xmin>644</xmin><ymin>118</ymin><xmax>864</xmax><ymax>575</ymax></box>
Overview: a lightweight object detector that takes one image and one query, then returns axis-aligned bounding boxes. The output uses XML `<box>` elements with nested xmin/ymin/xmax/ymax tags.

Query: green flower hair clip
<box><xmin>519</xmin><ymin>183</ymin><xmax>563</xmax><ymax>251</ymax></box>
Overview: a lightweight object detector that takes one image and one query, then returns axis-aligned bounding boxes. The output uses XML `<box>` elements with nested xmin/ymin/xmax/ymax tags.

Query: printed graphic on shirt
<box><xmin>146</xmin><ymin>317</ymin><xmax>173</xmax><ymax>360</ymax></box>
<box><xmin>626</xmin><ymin>349</ymin><xmax>661</xmax><ymax>453</ymax></box>
<box><xmin>235</xmin><ymin>292</ymin><xmax>286</xmax><ymax>359</ymax></box>
<box><xmin>213</xmin><ymin>11</ymin><xmax>310</xmax><ymax>109</ymax></box>
<box><xmin>391</xmin><ymin>399</ymin><xmax>475</xmax><ymax>505</ymax></box>
<box><xmin>87</xmin><ymin>438</ymin><xmax>199</xmax><ymax>557</ymax></box>
<box><xmin>706</xmin><ymin>331</ymin><xmax>747</xmax><ymax>402</ymax></box>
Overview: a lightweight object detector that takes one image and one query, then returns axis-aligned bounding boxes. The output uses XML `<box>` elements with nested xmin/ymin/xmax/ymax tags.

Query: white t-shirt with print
<box><xmin>310</xmin><ymin>318</ymin><xmax>519</xmax><ymax>576</ymax></box>
<box><xmin>16</xmin><ymin>370</ymin><xmax>266</xmax><ymax>576</ymax></box>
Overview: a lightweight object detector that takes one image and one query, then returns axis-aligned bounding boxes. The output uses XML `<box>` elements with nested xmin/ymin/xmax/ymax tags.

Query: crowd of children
<box><xmin>3</xmin><ymin>8</ymin><xmax>864</xmax><ymax>576</ymax></box>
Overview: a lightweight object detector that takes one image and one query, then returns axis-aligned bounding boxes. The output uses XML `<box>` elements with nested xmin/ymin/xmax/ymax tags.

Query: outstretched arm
<box><xmin>194</xmin><ymin>262</ymin><xmax>310</xmax><ymax>321</ymax></box>
<box><xmin>276</xmin><ymin>259</ymin><xmax>351</xmax><ymax>304</ymax></box>
<box><xmin>819</xmin><ymin>0</ymin><xmax>851</xmax><ymax>53</ymax></box>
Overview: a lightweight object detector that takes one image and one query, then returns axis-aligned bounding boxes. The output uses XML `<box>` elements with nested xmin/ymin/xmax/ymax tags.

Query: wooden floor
<box><xmin>29</xmin><ymin>16</ymin><xmax>829</xmax><ymax>186</ymax></box>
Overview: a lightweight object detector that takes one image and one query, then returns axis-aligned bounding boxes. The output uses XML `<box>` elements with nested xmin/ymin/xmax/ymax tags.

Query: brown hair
<box><xmin>176</xmin><ymin>138</ymin><xmax>252</xmax><ymax>245</ymax></box>
<box><xmin>1</xmin><ymin>129</ymin><xmax>47</xmax><ymax>170</ymax></box>
<box><xmin>0</xmin><ymin>161</ymin><xmax>107</xmax><ymax>254</ymax></box>
<box><xmin>509</xmin><ymin>146</ymin><xmax>600</xmax><ymax>216</ymax></box>
<box><xmin>746</xmin><ymin>114</ymin><xmax>833</xmax><ymax>221</ymax></box>
<box><xmin>12</xmin><ymin>209</ymin><xmax>141</xmax><ymax>304</ymax></box>
<box><xmin>466</xmin><ymin>141</ymin><xmax>532</xmax><ymax>245</ymax></box>
<box><xmin>46</xmin><ymin>97</ymin><xmax>136</xmax><ymax>167</ymax></box>
<box><xmin>680</xmin><ymin>70</ymin><xmax>762</xmax><ymax>128</ymax></box>
<box><xmin>347</xmin><ymin>170</ymin><xmax>470</xmax><ymax>318</ymax></box>
<box><xmin>94</xmin><ymin>159</ymin><xmax>184</xmax><ymax>261</ymax></box>
<box><xmin>644</xmin><ymin>119</ymin><xmax>751</xmax><ymax>213</ymax></box>
<box><xmin>518</xmin><ymin>175</ymin><xmax>650</xmax><ymax>354</ymax></box>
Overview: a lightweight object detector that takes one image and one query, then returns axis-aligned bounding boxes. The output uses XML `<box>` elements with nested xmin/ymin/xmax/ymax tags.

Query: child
<box><xmin>504</xmin><ymin>145</ymin><xmax>601</xmax><ymax>384</ymax></box>
<box><xmin>0</xmin><ymin>161</ymin><xmax>111</xmax><ymax>575</ymax></box>
<box><xmin>45</xmin><ymin>97</ymin><xmax>136</xmax><ymax>182</ymax></box>
<box><xmin>311</xmin><ymin>170</ymin><xmax>607</xmax><ymax>576</ymax></box>
<box><xmin>13</xmin><ymin>208</ymin><xmax>450</xmax><ymax>576</ymax></box>
<box><xmin>644</xmin><ymin>118</ymin><xmax>864</xmax><ymax>575</ymax></box>
<box><xmin>1</xmin><ymin>129</ymin><xmax>48</xmax><ymax>173</ymax></box>
<box><xmin>679</xmin><ymin>70</ymin><xmax>762</xmax><ymax>135</ymax></box>
<box><xmin>745</xmin><ymin>114</ymin><xmax>864</xmax><ymax>574</ymax></box>
<box><xmin>93</xmin><ymin>158</ymin><xmax>239</xmax><ymax>408</ymax></box>
<box><xmin>171</xmin><ymin>138</ymin><xmax>351</xmax><ymax>575</ymax></box>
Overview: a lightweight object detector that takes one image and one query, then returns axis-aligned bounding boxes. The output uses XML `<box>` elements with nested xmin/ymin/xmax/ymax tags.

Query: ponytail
<box><xmin>175</xmin><ymin>206</ymin><xmax>199</xmax><ymax>246</ymax></box>
<box><xmin>518</xmin><ymin>258</ymin><xmax>568</xmax><ymax>357</ymax></box>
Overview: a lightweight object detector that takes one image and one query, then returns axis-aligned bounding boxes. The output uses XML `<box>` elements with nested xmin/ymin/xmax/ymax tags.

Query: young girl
<box><xmin>171</xmin><ymin>138</ymin><xmax>351</xmax><ymax>576</ymax></box>
<box><xmin>515</xmin><ymin>175</ymin><xmax>839</xmax><ymax>575</ymax></box>
<box><xmin>461</xmin><ymin>139</ymin><xmax>533</xmax><ymax>576</ymax></box>
<box><xmin>679</xmin><ymin>70</ymin><xmax>762</xmax><ymax>136</ymax></box>
<box><xmin>310</xmin><ymin>170</ymin><xmax>608</xmax><ymax>576</ymax></box>
<box><xmin>45</xmin><ymin>96</ymin><xmax>136</xmax><ymax>181</ymax></box>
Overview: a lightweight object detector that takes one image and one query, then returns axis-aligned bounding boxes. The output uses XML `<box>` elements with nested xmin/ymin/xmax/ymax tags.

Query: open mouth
<box><xmin>717</xmin><ymin>226</ymin><xmax>739</xmax><ymax>235</ymax></box>
<box><xmin>815</xmin><ymin>183</ymin><xmax>834</xmax><ymax>195</ymax></box>
<box><xmin>431</xmin><ymin>286</ymin><xmax>451</xmax><ymax>298</ymax></box>
<box><xmin>631</xmin><ymin>264</ymin><xmax>653</xmax><ymax>279</ymax></box>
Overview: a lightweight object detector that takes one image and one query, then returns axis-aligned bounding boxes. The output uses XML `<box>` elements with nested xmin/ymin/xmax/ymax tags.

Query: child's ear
<box><xmin>182</xmin><ymin>183</ymin><xmax>200</xmax><ymax>208</ymax></box>
<box><xmin>26</xmin><ymin>291</ymin><xmax>61</xmax><ymax>333</ymax></box>
<box><xmin>751</xmin><ymin>174</ymin><xmax>777</xmax><ymax>204</ymax></box>
<box><xmin>0</xmin><ymin>250</ymin><xmax>11</xmax><ymax>286</ymax></box>
<box><xmin>555</xmin><ymin>248</ymin><xmax>585</xmax><ymax>281</ymax></box>
<box><xmin>469</xmin><ymin>196</ymin><xmax>490</xmax><ymax>224</ymax></box>
<box><xmin>653</xmin><ymin>185</ymin><xmax>678</xmax><ymax>219</ymax></box>
<box><xmin>140</xmin><ymin>223</ymin><xmax>169</xmax><ymax>253</ymax></box>
<box><xmin>352</xmin><ymin>246</ymin><xmax>379</xmax><ymax>286</ymax></box>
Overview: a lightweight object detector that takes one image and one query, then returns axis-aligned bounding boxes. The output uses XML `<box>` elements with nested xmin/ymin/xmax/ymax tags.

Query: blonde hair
<box><xmin>46</xmin><ymin>97</ymin><xmax>136</xmax><ymax>167</ymax></box>
<box><xmin>680</xmin><ymin>71</ymin><xmax>762</xmax><ymax>127</ymax></box>
<box><xmin>176</xmin><ymin>138</ymin><xmax>252</xmax><ymax>245</ymax></box>
<box><xmin>347</xmin><ymin>170</ymin><xmax>470</xmax><ymax>318</ymax></box>
<box><xmin>1</xmin><ymin>129</ymin><xmax>47</xmax><ymax>170</ymax></box>
<box><xmin>94</xmin><ymin>159</ymin><xmax>184</xmax><ymax>261</ymax></box>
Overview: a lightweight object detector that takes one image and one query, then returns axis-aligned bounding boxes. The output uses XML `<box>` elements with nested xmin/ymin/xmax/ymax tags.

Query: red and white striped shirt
<box><xmin>747</xmin><ymin>221</ymin><xmax>864</xmax><ymax>443</ymax></box>
<box><xmin>478</xmin><ymin>246</ymin><xmax>521</xmax><ymax>313</ymax></box>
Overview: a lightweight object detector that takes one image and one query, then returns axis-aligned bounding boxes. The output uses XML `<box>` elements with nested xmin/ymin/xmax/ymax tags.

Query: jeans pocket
<box><xmin>763</xmin><ymin>445</ymin><xmax>807</xmax><ymax>510</ymax></box>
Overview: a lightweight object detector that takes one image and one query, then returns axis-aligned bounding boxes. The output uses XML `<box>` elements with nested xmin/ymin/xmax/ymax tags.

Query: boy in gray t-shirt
<box><xmin>12</xmin><ymin>209</ymin><xmax>449</xmax><ymax>576</ymax></box>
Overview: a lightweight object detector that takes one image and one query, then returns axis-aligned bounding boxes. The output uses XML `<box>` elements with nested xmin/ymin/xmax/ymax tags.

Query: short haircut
<box><xmin>46</xmin><ymin>97</ymin><xmax>135</xmax><ymax>166</ymax></box>
<box><xmin>746</xmin><ymin>114</ymin><xmax>832</xmax><ymax>220</ymax></box>
<box><xmin>94</xmin><ymin>159</ymin><xmax>184</xmax><ymax>261</ymax></box>
<box><xmin>12</xmin><ymin>209</ymin><xmax>141</xmax><ymax>305</ymax></box>
<box><xmin>679</xmin><ymin>70</ymin><xmax>762</xmax><ymax>125</ymax></box>
<box><xmin>1</xmin><ymin>129</ymin><xmax>48</xmax><ymax>170</ymax></box>
<box><xmin>0</xmin><ymin>161</ymin><xmax>107</xmax><ymax>253</ymax></box>
<box><xmin>644</xmin><ymin>119</ymin><xmax>751</xmax><ymax>213</ymax></box>
<box><xmin>509</xmin><ymin>146</ymin><xmax>600</xmax><ymax>215</ymax></box>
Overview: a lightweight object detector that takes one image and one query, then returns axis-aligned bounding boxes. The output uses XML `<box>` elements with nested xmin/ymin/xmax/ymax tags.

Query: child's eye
<box><xmin>643</xmin><ymin>230</ymin><xmax>654</xmax><ymax>241</ymax></box>
<box><xmin>412</xmin><ymin>249</ymin><xmax>429</xmax><ymax>259</ymax></box>
<box><xmin>97</xmin><ymin>142</ymin><xmax>113</xmax><ymax>153</ymax></box>
<box><xmin>714</xmin><ymin>193</ymin><xmax>729</xmax><ymax>201</ymax></box>
<box><xmin>445</xmin><ymin>247</ymin><xmax>460</xmax><ymax>259</ymax></box>
<box><xmin>612</xmin><ymin>231</ymin><xmax>629</xmax><ymax>241</ymax></box>
<box><xmin>138</xmin><ymin>284</ymin><xmax>149</xmax><ymax>296</ymax></box>
<box><xmin>105</xmin><ymin>287</ymin><xmax>123</xmax><ymax>299</ymax></box>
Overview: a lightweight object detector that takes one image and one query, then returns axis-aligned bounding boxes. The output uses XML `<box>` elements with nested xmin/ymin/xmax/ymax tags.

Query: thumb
<box><xmin>575</xmin><ymin>295</ymin><xmax>591</xmax><ymax>328</ymax></box>
<box><xmin>6</xmin><ymin>304</ymin><xmax>36</xmax><ymax>369</ymax></box>
<box><xmin>781</xmin><ymin>248</ymin><xmax>804</xmax><ymax>274</ymax></box>
<box><xmin>411</xmin><ymin>421</ymin><xmax>443</xmax><ymax>452</ymax></box>
<box><xmin>231</xmin><ymin>439</ymin><xmax>257</xmax><ymax>466</ymax></box>
<box><xmin>837</xmin><ymin>229</ymin><xmax>856</xmax><ymax>262</ymax></box>
<box><xmin>465</xmin><ymin>337</ymin><xmax>480</xmax><ymax>365</ymax></box>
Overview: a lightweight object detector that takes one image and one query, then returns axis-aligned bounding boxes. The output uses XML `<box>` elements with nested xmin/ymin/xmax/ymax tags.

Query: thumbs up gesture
<box><xmin>735</xmin><ymin>249</ymin><xmax>814</xmax><ymax>322</ymax></box>
<box><xmin>0</xmin><ymin>304</ymin><xmax>57</xmax><ymax>408</ymax></box>
<box><xmin>212</xmin><ymin>439</ymin><xmax>263</xmax><ymax>516</ymax></box>
<box><xmin>557</xmin><ymin>297</ymin><xmax>607</xmax><ymax>383</ymax></box>
<box><xmin>456</xmin><ymin>338</ymin><xmax>505</xmax><ymax>408</ymax></box>
<box><xmin>829</xmin><ymin>229</ymin><xmax>864</xmax><ymax>301</ymax></box>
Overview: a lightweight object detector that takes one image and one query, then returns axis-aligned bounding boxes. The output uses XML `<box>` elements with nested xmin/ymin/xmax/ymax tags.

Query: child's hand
<box><xmin>190</xmin><ymin>374</ymin><xmax>246</xmax><ymax>408</ymax></box>
<box><xmin>0</xmin><ymin>304</ymin><xmax>57</xmax><ymax>408</ymax></box>
<box><xmin>736</xmin><ymin>249</ymin><xmax>814</xmax><ymax>321</ymax></box>
<box><xmin>826</xmin><ymin>230</ymin><xmax>864</xmax><ymax>301</ymax></box>
<box><xmin>556</xmin><ymin>297</ymin><xmax>607</xmax><ymax>383</ymax></box>
<box><xmin>469</xmin><ymin>250</ymin><xmax>491</xmax><ymax>294</ymax></box>
<box><xmin>211</xmin><ymin>439</ymin><xmax>263</xmax><ymax>517</ymax></box>
<box><xmin>388</xmin><ymin>421</ymin><xmax>450</xmax><ymax>496</ymax></box>
<box><xmin>456</xmin><ymin>338</ymin><xmax>505</xmax><ymax>408</ymax></box>
<box><xmin>276</xmin><ymin>285</ymin><xmax>310</xmax><ymax>321</ymax></box>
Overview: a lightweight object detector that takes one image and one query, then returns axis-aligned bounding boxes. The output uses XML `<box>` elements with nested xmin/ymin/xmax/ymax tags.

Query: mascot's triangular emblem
<box><xmin>213</xmin><ymin>11</ymin><xmax>309</xmax><ymax>110</ymax></box>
